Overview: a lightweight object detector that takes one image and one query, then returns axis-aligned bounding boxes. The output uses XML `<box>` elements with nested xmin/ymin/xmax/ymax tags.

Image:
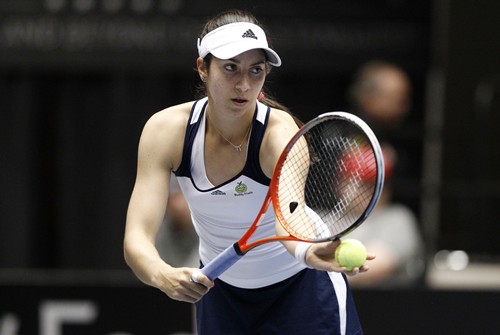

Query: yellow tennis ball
<box><xmin>335</xmin><ymin>239</ymin><xmax>367</xmax><ymax>271</ymax></box>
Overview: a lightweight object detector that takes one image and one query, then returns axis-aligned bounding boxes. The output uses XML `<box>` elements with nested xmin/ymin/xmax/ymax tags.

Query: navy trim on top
<box><xmin>174</xmin><ymin>99</ymin><xmax>271</xmax><ymax>187</ymax></box>
<box><xmin>174</xmin><ymin>99</ymin><xmax>208</xmax><ymax>178</ymax></box>
<box><xmin>241</xmin><ymin>104</ymin><xmax>271</xmax><ymax>186</ymax></box>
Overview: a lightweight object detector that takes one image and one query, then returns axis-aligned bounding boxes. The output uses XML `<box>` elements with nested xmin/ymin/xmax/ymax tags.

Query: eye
<box><xmin>250</xmin><ymin>66</ymin><xmax>265</xmax><ymax>75</ymax></box>
<box><xmin>224</xmin><ymin>63</ymin><xmax>237</xmax><ymax>71</ymax></box>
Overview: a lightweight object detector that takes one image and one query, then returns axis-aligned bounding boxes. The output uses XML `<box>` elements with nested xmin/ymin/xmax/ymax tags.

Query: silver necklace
<box><xmin>208</xmin><ymin>114</ymin><xmax>252</xmax><ymax>152</ymax></box>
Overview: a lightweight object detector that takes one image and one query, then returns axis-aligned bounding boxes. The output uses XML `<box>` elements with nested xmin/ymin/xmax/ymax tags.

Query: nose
<box><xmin>235</xmin><ymin>74</ymin><xmax>250</xmax><ymax>92</ymax></box>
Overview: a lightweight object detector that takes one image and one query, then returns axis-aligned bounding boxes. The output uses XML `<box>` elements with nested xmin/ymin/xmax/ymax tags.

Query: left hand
<box><xmin>305</xmin><ymin>240</ymin><xmax>375</xmax><ymax>275</ymax></box>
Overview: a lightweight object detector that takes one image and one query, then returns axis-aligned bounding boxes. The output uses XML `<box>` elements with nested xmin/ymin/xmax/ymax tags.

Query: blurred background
<box><xmin>0</xmin><ymin>0</ymin><xmax>499</xmax><ymax>334</ymax></box>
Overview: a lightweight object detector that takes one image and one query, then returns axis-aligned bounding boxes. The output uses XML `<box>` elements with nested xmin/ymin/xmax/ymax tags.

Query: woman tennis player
<box><xmin>124</xmin><ymin>9</ymin><xmax>371</xmax><ymax>334</ymax></box>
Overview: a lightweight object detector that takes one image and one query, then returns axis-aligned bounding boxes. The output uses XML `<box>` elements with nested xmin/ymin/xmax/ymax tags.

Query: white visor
<box><xmin>197</xmin><ymin>22</ymin><xmax>281</xmax><ymax>67</ymax></box>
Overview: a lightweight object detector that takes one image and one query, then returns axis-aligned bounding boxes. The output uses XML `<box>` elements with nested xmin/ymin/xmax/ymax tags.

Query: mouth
<box><xmin>232</xmin><ymin>98</ymin><xmax>248</xmax><ymax>104</ymax></box>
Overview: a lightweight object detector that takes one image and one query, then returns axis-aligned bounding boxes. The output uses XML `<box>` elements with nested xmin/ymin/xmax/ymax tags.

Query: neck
<box><xmin>206</xmin><ymin>109</ymin><xmax>253</xmax><ymax>152</ymax></box>
<box><xmin>205</xmin><ymin>103</ymin><xmax>254</xmax><ymax>133</ymax></box>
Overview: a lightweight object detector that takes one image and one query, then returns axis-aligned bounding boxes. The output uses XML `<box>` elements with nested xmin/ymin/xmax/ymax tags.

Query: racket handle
<box><xmin>191</xmin><ymin>243</ymin><xmax>242</xmax><ymax>282</ymax></box>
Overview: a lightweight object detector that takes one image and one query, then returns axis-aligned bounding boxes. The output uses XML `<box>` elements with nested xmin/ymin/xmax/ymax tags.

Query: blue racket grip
<box><xmin>191</xmin><ymin>243</ymin><xmax>243</xmax><ymax>282</ymax></box>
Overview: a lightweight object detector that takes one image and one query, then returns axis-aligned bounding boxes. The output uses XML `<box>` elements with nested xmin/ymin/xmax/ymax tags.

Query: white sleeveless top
<box><xmin>174</xmin><ymin>98</ymin><xmax>305</xmax><ymax>288</ymax></box>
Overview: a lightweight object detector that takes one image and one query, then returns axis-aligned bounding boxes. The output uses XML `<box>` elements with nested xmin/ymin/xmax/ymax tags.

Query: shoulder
<box><xmin>140</xmin><ymin>102</ymin><xmax>192</xmax><ymax>151</ymax></box>
<box><xmin>139</xmin><ymin>101</ymin><xmax>195</xmax><ymax>170</ymax></box>
<box><xmin>259</xmin><ymin>108</ymin><xmax>300</xmax><ymax>176</ymax></box>
<box><xmin>144</xmin><ymin>101</ymin><xmax>193</xmax><ymax>132</ymax></box>
<box><xmin>265</xmin><ymin>108</ymin><xmax>299</xmax><ymax>140</ymax></box>
<box><xmin>267</xmin><ymin>107</ymin><xmax>298</xmax><ymax>126</ymax></box>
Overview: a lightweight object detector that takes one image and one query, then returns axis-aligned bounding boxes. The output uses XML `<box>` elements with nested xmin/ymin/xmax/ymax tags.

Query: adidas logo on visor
<box><xmin>197</xmin><ymin>22</ymin><xmax>281</xmax><ymax>67</ymax></box>
<box><xmin>242</xmin><ymin>29</ymin><xmax>257</xmax><ymax>40</ymax></box>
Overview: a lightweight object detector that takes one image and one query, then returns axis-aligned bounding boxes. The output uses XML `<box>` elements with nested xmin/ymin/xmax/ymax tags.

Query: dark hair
<box><xmin>195</xmin><ymin>9</ymin><xmax>292</xmax><ymax>116</ymax></box>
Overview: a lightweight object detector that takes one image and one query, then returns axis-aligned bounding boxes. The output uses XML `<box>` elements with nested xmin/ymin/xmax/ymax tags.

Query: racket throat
<box><xmin>233</xmin><ymin>242</ymin><xmax>246</xmax><ymax>256</ymax></box>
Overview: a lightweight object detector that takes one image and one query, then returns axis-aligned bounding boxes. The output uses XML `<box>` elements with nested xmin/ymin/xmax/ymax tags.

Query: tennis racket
<box><xmin>192</xmin><ymin>111</ymin><xmax>384</xmax><ymax>282</ymax></box>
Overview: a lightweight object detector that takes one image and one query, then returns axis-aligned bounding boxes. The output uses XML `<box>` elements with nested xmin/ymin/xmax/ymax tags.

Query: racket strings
<box><xmin>277</xmin><ymin>119</ymin><xmax>378</xmax><ymax>241</ymax></box>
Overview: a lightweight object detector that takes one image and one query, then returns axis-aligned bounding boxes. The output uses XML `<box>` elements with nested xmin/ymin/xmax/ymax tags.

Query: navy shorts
<box><xmin>195</xmin><ymin>269</ymin><xmax>363</xmax><ymax>335</ymax></box>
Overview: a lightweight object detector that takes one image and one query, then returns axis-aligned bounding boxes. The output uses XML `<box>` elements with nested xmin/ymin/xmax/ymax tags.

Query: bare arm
<box><xmin>124</xmin><ymin>105</ymin><xmax>213</xmax><ymax>303</ymax></box>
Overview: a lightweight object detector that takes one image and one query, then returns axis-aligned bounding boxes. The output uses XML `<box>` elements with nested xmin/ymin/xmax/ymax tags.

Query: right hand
<box><xmin>156</xmin><ymin>267</ymin><xmax>214</xmax><ymax>303</ymax></box>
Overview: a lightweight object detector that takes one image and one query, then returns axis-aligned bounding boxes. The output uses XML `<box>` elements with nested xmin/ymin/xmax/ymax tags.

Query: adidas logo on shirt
<box><xmin>242</xmin><ymin>29</ymin><xmax>257</xmax><ymax>40</ymax></box>
<box><xmin>211</xmin><ymin>190</ymin><xmax>226</xmax><ymax>196</ymax></box>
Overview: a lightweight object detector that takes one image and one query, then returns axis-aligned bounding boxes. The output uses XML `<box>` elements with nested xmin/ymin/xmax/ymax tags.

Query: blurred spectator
<box><xmin>346</xmin><ymin>60</ymin><xmax>425</xmax><ymax>288</ymax></box>
<box><xmin>348</xmin><ymin>60</ymin><xmax>412</xmax><ymax>131</ymax></box>
<box><xmin>348</xmin><ymin>60</ymin><xmax>421</xmax><ymax>192</ymax></box>
<box><xmin>156</xmin><ymin>176</ymin><xmax>199</xmax><ymax>268</ymax></box>
<box><xmin>347</xmin><ymin>143</ymin><xmax>425</xmax><ymax>288</ymax></box>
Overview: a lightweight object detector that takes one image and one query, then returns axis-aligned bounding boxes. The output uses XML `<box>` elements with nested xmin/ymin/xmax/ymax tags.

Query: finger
<box><xmin>183</xmin><ymin>286</ymin><xmax>206</xmax><ymax>302</ymax></box>
<box><xmin>323</xmin><ymin>261</ymin><xmax>346</xmax><ymax>273</ymax></box>
<box><xmin>190</xmin><ymin>270</ymin><xmax>215</xmax><ymax>289</ymax></box>
<box><xmin>190</xmin><ymin>270</ymin><xmax>203</xmax><ymax>283</ymax></box>
<box><xmin>177</xmin><ymin>280</ymin><xmax>210</xmax><ymax>303</ymax></box>
<box><xmin>167</xmin><ymin>285</ymin><xmax>203</xmax><ymax>304</ymax></box>
<box><xmin>345</xmin><ymin>267</ymin><xmax>360</xmax><ymax>276</ymax></box>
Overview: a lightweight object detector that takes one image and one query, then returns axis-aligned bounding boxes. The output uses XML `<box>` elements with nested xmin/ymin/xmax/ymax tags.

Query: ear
<box><xmin>266</xmin><ymin>63</ymin><xmax>272</xmax><ymax>75</ymax></box>
<box><xmin>197</xmin><ymin>57</ymin><xmax>207</xmax><ymax>79</ymax></box>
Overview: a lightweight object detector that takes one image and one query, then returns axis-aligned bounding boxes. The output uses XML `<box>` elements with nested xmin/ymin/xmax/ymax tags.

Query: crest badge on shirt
<box><xmin>234</xmin><ymin>181</ymin><xmax>253</xmax><ymax>196</ymax></box>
